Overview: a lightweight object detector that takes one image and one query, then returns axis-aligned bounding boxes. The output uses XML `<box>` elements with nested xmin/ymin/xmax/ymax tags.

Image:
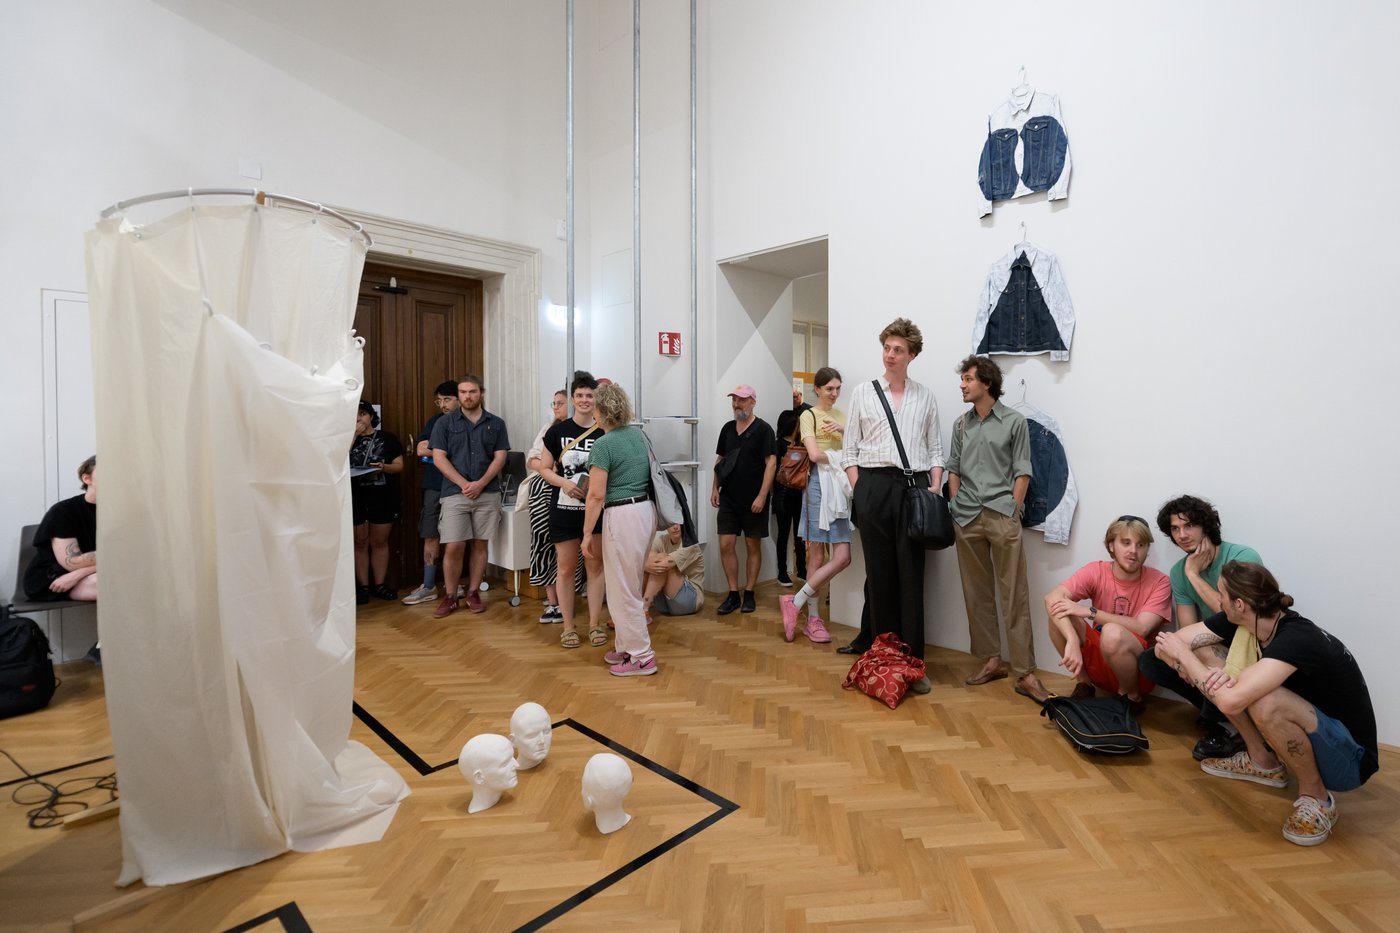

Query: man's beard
<box><xmin>734</xmin><ymin>408</ymin><xmax>752</xmax><ymax>422</ymax></box>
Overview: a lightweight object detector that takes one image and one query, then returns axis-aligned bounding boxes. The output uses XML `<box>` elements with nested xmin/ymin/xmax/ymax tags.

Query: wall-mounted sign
<box><xmin>658</xmin><ymin>332</ymin><xmax>682</xmax><ymax>356</ymax></box>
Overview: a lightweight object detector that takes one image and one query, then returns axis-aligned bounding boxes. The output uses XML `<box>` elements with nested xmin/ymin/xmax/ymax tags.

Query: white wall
<box><xmin>0</xmin><ymin>0</ymin><xmax>574</xmax><ymax>610</ymax></box>
<box><xmin>703</xmin><ymin>0</ymin><xmax>1400</xmax><ymax>743</ymax></box>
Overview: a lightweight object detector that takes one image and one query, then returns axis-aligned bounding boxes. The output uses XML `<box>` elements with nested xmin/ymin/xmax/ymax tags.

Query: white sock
<box><xmin>792</xmin><ymin>583</ymin><xmax>816</xmax><ymax>610</ymax></box>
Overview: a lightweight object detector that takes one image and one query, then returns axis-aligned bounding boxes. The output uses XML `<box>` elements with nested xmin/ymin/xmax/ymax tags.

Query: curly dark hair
<box><xmin>569</xmin><ymin>370</ymin><xmax>598</xmax><ymax>396</ymax></box>
<box><xmin>956</xmin><ymin>355</ymin><xmax>1003</xmax><ymax>400</ymax></box>
<box><xmin>1156</xmin><ymin>495</ymin><xmax>1222</xmax><ymax>546</ymax></box>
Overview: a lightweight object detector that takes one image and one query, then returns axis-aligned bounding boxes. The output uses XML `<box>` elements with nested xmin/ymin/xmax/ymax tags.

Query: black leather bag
<box><xmin>1039</xmin><ymin>695</ymin><xmax>1150</xmax><ymax>754</ymax></box>
<box><xmin>872</xmin><ymin>381</ymin><xmax>955</xmax><ymax>550</ymax></box>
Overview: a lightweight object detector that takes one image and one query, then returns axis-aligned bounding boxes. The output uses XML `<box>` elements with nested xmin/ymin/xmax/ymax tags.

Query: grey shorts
<box><xmin>419</xmin><ymin>488</ymin><xmax>443</xmax><ymax>539</ymax></box>
<box><xmin>439</xmin><ymin>491</ymin><xmax>502</xmax><ymax>543</ymax></box>
<box><xmin>653</xmin><ymin>578</ymin><xmax>700</xmax><ymax>616</ymax></box>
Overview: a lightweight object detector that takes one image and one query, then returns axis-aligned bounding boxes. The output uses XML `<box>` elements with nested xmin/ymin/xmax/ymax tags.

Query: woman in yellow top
<box><xmin>779</xmin><ymin>367</ymin><xmax>852</xmax><ymax>643</ymax></box>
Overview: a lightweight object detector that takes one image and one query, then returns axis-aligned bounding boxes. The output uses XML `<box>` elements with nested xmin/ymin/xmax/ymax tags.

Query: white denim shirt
<box><xmin>1011</xmin><ymin>400</ymin><xmax>1077</xmax><ymax>546</ymax></box>
<box><xmin>970</xmin><ymin>240</ymin><xmax>1076</xmax><ymax>363</ymax></box>
<box><xmin>977</xmin><ymin>87</ymin><xmax>1072</xmax><ymax>217</ymax></box>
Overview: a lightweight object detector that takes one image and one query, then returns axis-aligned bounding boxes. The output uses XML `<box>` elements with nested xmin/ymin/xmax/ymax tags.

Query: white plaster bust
<box><xmin>581</xmin><ymin>753</ymin><xmax>633</xmax><ymax>834</ymax></box>
<box><xmin>459</xmin><ymin>734</ymin><xmax>519</xmax><ymax>813</ymax></box>
<box><xmin>509</xmin><ymin>702</ymin><xmax>552</xmax><ymax>770</ymax></box>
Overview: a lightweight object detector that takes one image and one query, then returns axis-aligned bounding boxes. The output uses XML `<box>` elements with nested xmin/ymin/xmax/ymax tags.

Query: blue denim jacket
<box><xmin>970</xmin><ymin>241</ymin><xmax>1076</xmax><ymax>362</ymax></box>
<box><xmin>977</xmin><ymin>88</ymin><xmax>1072</xmax><ymax>217</ymax></box>
<box><xmin>1011</xmin><ymin>401</ymin><xmax>1077</xmax><ymax>546</ymax></box>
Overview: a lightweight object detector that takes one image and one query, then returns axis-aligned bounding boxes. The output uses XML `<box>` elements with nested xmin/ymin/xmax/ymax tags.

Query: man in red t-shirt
<box><xmin>1043</xmin><ymin>515</ymin><xmax>1172</xmax><ymax>707</ymax></box>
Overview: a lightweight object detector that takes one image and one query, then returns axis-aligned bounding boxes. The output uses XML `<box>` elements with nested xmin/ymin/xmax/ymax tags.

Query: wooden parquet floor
<box><xmin>3</xmin><ymin>584</ymin><xmax>1399</xmax><ymax>932</ymax></box>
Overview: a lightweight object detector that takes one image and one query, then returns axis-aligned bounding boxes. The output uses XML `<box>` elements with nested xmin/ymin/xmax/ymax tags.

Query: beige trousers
<box><xmin>954</xmin><ymin>508</ymin><xmax>1035</xmax><ymax>676</ymax></box>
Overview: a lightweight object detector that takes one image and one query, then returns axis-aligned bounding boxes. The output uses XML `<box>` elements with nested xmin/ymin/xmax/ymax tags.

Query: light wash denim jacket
<box><xmin>978</xmin><ymin>87</ymin><xmax>1072</xmax><ymax>217</ymax></box>
<box><xmin>970</xmin><ymin>240</ymin><xmax>1076</xmax><ymax>362</ymax></box>
<box><xmin>1011</xmin><ymin>400</ymin><xmax>1077</xmax><ymax>546</ymax></box>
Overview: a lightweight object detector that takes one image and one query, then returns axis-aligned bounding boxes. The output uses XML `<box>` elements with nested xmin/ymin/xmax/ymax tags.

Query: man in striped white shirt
<box><xmin>840</xmin><ymin>318</ymin><xmax>944</xmax><ymax>693</ymax></box>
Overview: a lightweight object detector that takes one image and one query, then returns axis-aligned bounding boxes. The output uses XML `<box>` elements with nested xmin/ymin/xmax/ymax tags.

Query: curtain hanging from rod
<box><xmin>86</xmin><ymin>201</ymin><xmax>408</xmax><ymax>887</ymax></box>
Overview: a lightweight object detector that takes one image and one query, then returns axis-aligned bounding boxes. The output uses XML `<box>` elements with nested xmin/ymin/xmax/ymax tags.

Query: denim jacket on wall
<box><xmin>970</xmin><ymin>240</ymin><xmax>1075</xmax><ymax>362</ymax></box>
<box><xmin>1011</xmin><ymin>401</ymin><xmax>1076</xmax><ymax>545</ymax></box>
<box><xmin>977</xmin><ymin>88</ymin><xmax>1071</xmax><ymax>217</ymax></box>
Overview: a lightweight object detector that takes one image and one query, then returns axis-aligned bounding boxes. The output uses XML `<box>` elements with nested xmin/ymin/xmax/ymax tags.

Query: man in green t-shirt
<box><xmin>1137</xmin><ymin>494</ymin><xmax>1261</xmax><ymax>760</ymax></box>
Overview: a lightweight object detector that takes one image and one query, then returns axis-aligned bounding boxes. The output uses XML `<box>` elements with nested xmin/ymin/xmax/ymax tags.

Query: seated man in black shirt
<box><xmin>1154</xmin><ymin>561</ymin><xmax>1378</xmax><ymax>847</ymax></box>
<box><xmin>25</xmin><ymin>455</ymin><xmax>99</xmax><ymax>603</ymax></box>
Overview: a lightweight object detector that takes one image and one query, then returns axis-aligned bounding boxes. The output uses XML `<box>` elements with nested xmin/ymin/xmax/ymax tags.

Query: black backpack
<box><xmin>1039</xmin><ymin>694</ymin><xmax>1149</xmax><ymax>754</ymax></box>
<box><xmin>0</xmin><ymin>607</ymin><xmax>57</xmax><ymax>719</ymax></box>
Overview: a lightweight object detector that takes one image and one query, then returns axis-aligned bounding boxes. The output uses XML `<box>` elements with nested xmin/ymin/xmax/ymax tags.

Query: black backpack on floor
<box><xmin>0</xmin><ymin>607</ymin><xmax>57</xmax><ymax>719</ymax></box>
<box><xmin>1039</xmin><ymin>694</ymin><xmax>1149</xmax><ymax>754</ymax></box>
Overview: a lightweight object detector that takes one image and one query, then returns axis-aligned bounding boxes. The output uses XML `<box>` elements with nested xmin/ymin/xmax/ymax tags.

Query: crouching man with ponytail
<box><xmin>1153</xmin><ymin>561</ymin><xmax>1378</xmax><ymax>846</ymax></box>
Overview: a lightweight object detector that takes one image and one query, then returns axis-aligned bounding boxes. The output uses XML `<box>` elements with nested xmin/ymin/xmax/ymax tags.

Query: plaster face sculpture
<box><xmin>459</xmin><ymin>734</ymin><xmax>519</xmax><ymax>814</ymax></box>
<box><xmin>509</xmin><ymin>702</ymin><xmax>552</xmax><ymax>770</ymax></box>
<box><xmin>581</xmin><ymin>753</ymin><xmax>633</xmax><ymax>835</ymax></box>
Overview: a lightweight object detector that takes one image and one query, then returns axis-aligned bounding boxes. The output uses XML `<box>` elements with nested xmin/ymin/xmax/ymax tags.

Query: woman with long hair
<box><xmin>349</xmin><ymin>401</ymin><xmax>405</xmax><ymax>604</ymax></box>
<box><xmin>582</xmin><ymin>383</ymin><xmax>659</xmax><ymax>675</ymax></box>
<box><xmin>525</xmin><ymin>389</ymin><xmax>572</xmax><ymax>622</ymax></box>
<box><xmin>779</xmin><ymin>367</ymin><xmax>852</xmax><ymax>643</ymax></box>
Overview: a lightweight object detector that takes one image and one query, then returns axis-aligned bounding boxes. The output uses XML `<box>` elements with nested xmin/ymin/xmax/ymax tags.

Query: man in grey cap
<box><xmin>711</xmin><ymin>384</ymin><xmax>776</xmax><ymax>614</ymax></box>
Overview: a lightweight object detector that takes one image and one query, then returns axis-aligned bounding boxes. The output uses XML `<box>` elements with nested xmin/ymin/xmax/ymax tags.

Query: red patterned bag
<box><xmin>840</xmin><ymin>632</ymin><xmax>927</xmax><ymax>709</ymax></box>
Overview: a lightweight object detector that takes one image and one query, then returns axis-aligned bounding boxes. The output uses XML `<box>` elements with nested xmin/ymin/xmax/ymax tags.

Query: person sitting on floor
<box><xmin>643</xmin><ymin>523</ymin><xmax>705</xmax><ymax>620</ymax></box>
<box><xmin>1042</xmin><ymin>514</ymin><xmax>1171</xmax><ymax>711</ymax></box>
<box><xmin>1153</xmin><ymin>561</ymin><xmax>1378</xmax><ymax>847</ymax></box>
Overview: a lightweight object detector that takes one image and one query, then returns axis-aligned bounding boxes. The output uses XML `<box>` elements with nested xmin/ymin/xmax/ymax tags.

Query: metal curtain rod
<box><xmin>98</xmin><ymin>188</ymin><xmax>373</xmax><ymax>247</ymax></box>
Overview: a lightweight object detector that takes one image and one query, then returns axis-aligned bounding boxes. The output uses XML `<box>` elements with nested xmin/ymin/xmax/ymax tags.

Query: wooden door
<box><xmin>354</xmin><ymin>264</ymin><xmax>484</xmax><ymax>588</ymax></box>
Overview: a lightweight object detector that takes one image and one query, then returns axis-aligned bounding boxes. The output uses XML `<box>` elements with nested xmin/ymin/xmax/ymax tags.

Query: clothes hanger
<box><xmin>1011</xmin><ymin>65</ymin><xmax>1032</xmax><ymax>101</ymax></box>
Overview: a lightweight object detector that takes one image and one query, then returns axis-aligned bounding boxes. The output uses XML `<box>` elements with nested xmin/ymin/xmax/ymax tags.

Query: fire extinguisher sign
<box><xmin>658</xmin><ymin>332</ymin><xmax>682</xmax><ymax>356</ymax></box>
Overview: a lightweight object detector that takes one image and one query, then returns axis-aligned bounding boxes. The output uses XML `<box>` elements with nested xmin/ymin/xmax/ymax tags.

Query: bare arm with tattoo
<box><xmin>52</xmin><ymin>536</ymin><xmax>95</xmax><ymax>571</ymax></box>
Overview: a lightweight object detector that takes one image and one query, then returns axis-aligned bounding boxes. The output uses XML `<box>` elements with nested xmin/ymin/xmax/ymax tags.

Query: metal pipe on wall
<box><xmin>565</xmin><ymin>0</ymin><xmax>576</xmax><ymax>391</ymax></box>
<box><xmin>632</xmin><ymin>0</ymin><xmax>642</xmax><ymax>415</ymax></box>
<box><xmin>689</xmin><ymin>0</ymin><xmax>699</xmax><ymax>508</ymax></box>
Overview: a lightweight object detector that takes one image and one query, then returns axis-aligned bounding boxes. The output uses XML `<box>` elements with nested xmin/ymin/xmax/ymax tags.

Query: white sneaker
<box><xmin>401</xmin><ymin>585</ymin><xmax>437</xmax><ymax>606</ymax></box>
<box><xmin>539</xmin><ymin>604</ymin><xmax>563</xmax><ymax>624</ymax></box>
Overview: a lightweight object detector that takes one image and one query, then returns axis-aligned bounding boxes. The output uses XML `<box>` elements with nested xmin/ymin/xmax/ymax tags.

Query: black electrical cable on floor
<box><xmin>1</xmin><ymin>748</ymin><xmax>118</xmax><ymax>829</ymax></box>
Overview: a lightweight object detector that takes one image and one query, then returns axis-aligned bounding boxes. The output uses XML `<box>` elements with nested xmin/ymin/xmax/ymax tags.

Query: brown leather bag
<box><xmin>775</xmin><ymin>411</ymin><xmax>814</xmax><ymax>490</ymax></box>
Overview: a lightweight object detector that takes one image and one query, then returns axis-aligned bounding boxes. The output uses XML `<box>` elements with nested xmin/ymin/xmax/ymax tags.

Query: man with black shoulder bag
<box><xmin>838</xmin><ymin>318</ymin><xmax>944</xmax><ymax>694</ymax></box>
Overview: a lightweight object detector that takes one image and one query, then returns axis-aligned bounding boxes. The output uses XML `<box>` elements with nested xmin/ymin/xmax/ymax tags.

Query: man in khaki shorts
<box><xmin>430</xmin><ymin>374</ymin><xmax>510</xmax><ymax>617</ymax></box>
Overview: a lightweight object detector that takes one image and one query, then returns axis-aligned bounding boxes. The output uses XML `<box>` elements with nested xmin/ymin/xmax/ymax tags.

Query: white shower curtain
<box><xmin>85</xmin><ymin>202</ymin><xmax>409</xmax><ymax>887</ymax></box>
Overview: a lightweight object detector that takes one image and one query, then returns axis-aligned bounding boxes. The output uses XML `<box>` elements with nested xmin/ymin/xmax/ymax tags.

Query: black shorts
<box><xmin>549</xmin><ymin>503</ymin><xmax>588</xmax><ymax>544</ymax></box>
<box><xmin>353</xmin><ymin>485</ymin><xmax>400</xmax><ymax>526</ymax></box>
<box><xmin>717</xmin><ymin>497</ymin><xmax>769</xmax><ymax>538</ymax></box>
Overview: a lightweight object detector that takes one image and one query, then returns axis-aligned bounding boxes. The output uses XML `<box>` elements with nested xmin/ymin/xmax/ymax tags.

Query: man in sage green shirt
<box><xmin>946</xmin><ymin>355</ymin><xmax>1048</xmax><ymax>703</ymax></box>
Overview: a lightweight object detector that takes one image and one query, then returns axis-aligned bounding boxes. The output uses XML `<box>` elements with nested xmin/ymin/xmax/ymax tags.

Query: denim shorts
<box><xmin>802</xmin><ymin>470</ymin><xmax>852</xmax><ymax>544</ymax></box>
<box><xmin>653</xmin><ymin>578</ymin><xmax>700</xmax><ymax>616</ymax></box>
<box><xmin>1309</xmin><ymin>706</ymin><xmax>1365</xmax><ymax>792</ymax></box>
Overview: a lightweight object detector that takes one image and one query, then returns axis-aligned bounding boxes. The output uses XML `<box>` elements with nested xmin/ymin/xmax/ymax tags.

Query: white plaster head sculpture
<box><xmin>581</xmin><ymin>753</ymin><xmax>633</xmax><ymax>835</ymax></box>
<box><xmin>459</xmin><ymin>733</ymin><xmax>519</xmax><ymax>813</ymax></box>
<box><xmin>509</xmin><ymin>702</ymin><xmax>552</xmax><ymax>770</ymax></box>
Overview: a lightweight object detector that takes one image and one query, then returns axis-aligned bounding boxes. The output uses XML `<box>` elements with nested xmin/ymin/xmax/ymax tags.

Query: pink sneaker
<box><xmin>603</xmin><ymin>649</ymin><xmax>629</xmax><ymax>665</ymax></box>
<box><xmin>466</xmin><ymin>592</ymin><xmax>485</xmax><ymax>613</ymax></box>
<box><xmin>805</xmin><ymin>616</ymin><xmax>831</xmax><ymax>644</ymax></box>
<box><xmin>609</xmin><ymin>655</ymin><xmax>657</xmax><ymax>677</ymax></box>
<box><xmin>779</xmin><ymin>595</ymin><xmax>799</xmax><ymax>642</ymax></box>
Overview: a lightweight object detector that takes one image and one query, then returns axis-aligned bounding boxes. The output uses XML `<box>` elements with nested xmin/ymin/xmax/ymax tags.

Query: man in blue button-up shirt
<box><xmin>430</xmin><ymin>374</ymin><xmax>510</xmax><ymax>618</ymax></box>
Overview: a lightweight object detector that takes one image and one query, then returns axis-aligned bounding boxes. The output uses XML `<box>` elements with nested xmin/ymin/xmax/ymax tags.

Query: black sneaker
<box><xmin>85</xmin><ymin>643</ymin><xmax>102</xmax><ymax>665</ymax></box>
<box><xmin>716</xmin><ymin>592</ymin><xmax>741</xmax><ymax>615</ymax></box>
<box><xmin>370</xmin><ymin>583</ymin><xmax>397</xmax><ymax>601</ymax></box>
<box><xmin>776</xmin><ymin>571</ymin><xmax>793</xmax><ymax>587</ymax></box>
<box><xmin>741</xmin><ymin>591</ymin><xmax>756</xmax><ymax>613</ymax></box>
<box><xmin>1193</xmin><ymin>724</ymin><xmax>1246</xmax><ymax>761</ymax></box>
<box><xmin>356</xmin><ymin>585</ymin><xmax>370</xmax><ymax>606</ymax></box>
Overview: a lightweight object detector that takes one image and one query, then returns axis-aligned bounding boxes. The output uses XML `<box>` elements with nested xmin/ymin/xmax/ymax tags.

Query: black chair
<box><xmin>8</xmin><ymin>524</ymin><xmax>85</xmax><ymax>614</ymax></box>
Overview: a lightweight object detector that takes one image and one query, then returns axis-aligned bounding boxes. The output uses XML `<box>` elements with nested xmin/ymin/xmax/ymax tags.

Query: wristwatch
<box><xmin>1088</xmin><ymin>606</ymin><xmax>1101</xmax><ymax>630</ymax></box>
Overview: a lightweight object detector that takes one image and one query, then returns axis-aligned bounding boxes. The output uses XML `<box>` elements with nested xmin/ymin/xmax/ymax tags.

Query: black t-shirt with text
<box><xmin>1205</xmin><ymin>611</ymin><xmax>1378</xmax><ymax>783</ymax></box>
<box><xmin>543</xmin><ymin>419</ymin><xmax>602</xmax><ymax>514</ymax></box>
